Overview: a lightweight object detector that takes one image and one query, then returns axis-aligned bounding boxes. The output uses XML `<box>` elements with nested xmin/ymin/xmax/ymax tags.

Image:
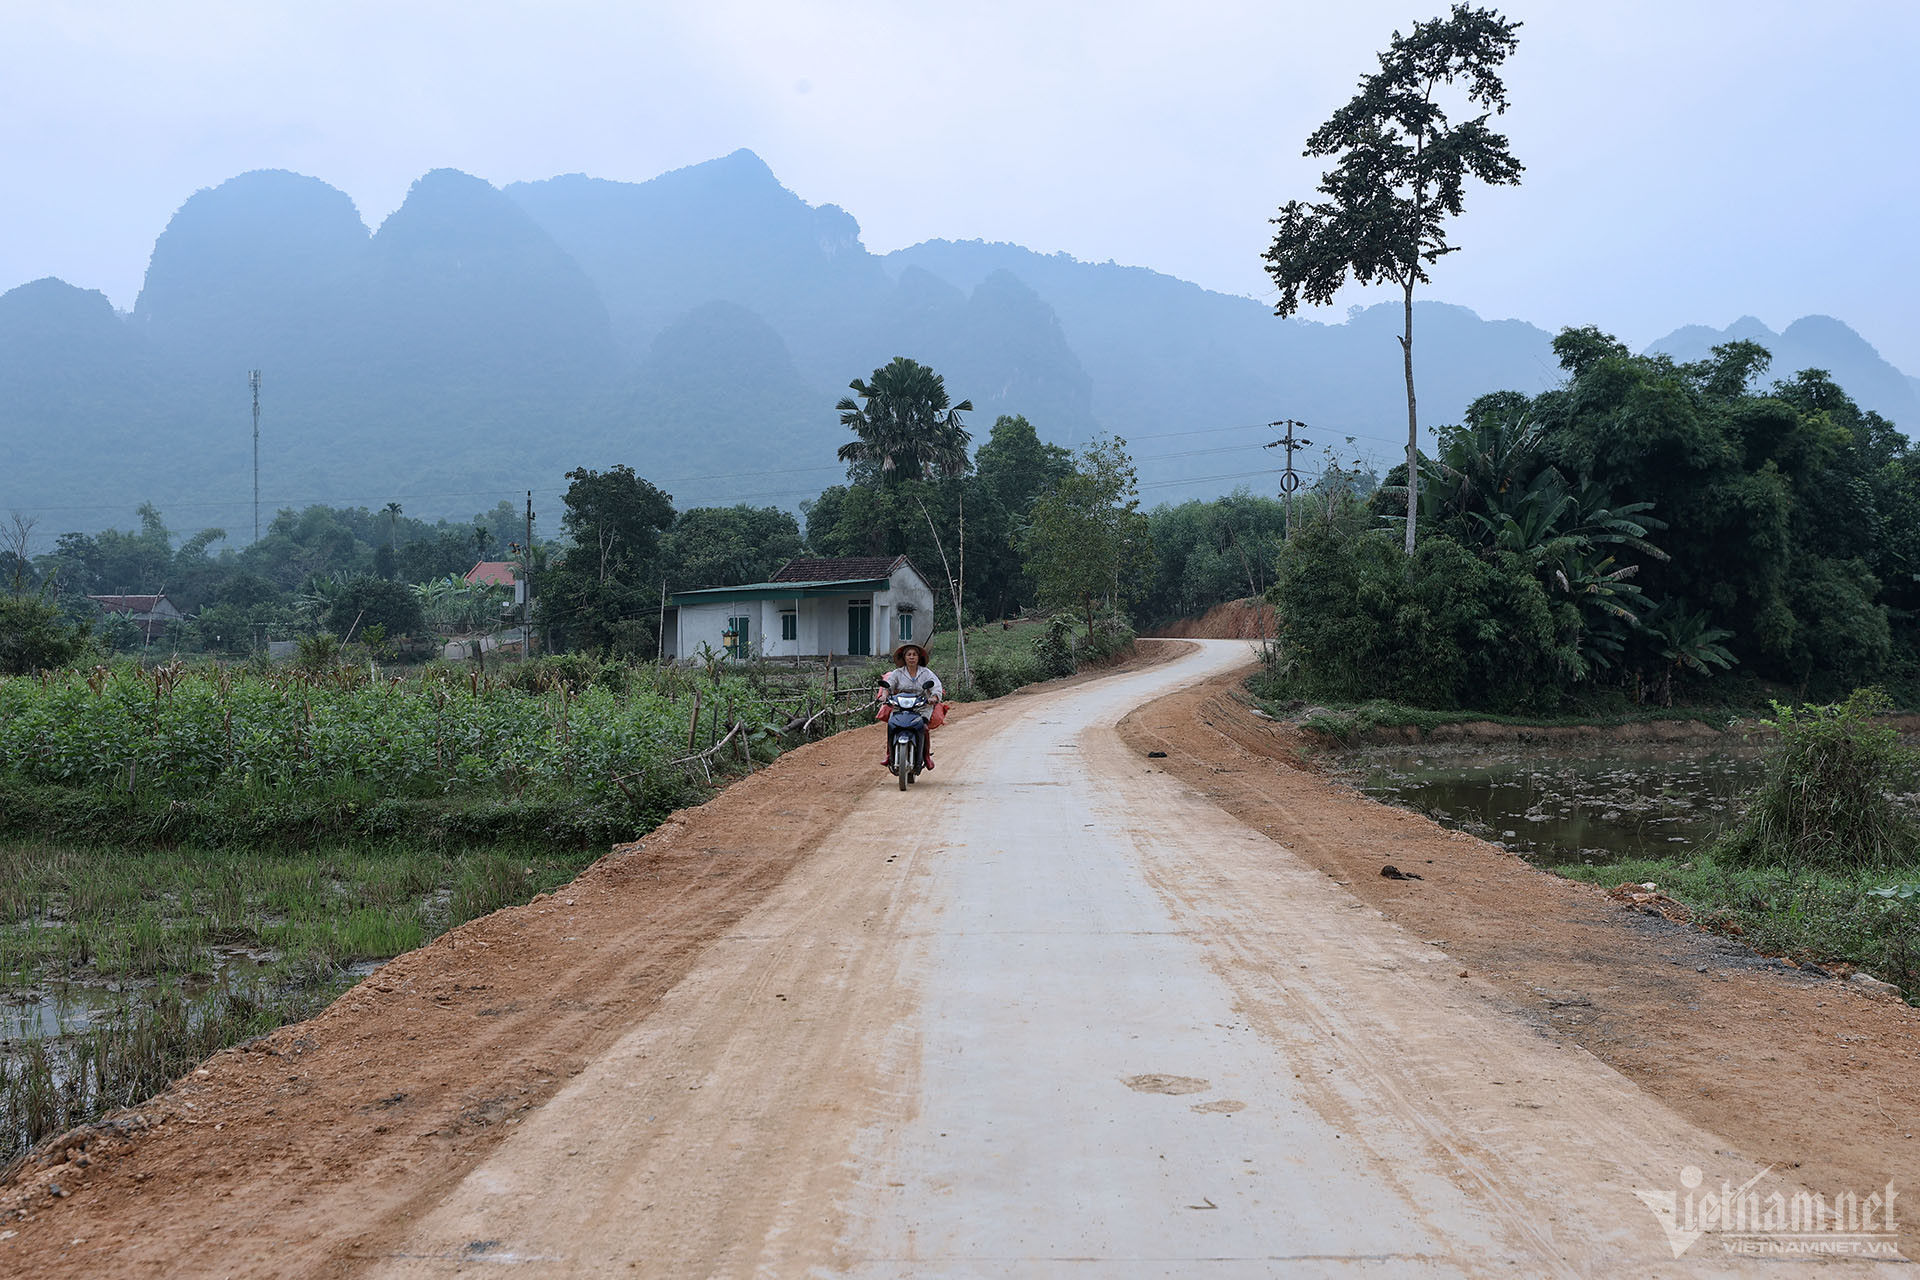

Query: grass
<box><xmin>0</xmin><ymin>836</ymin><xmax>602</xmax><ymax>1163</ymax></box>
<box><xmin>1558</xmin><ymin>854</ymin><xmax>1920</xmax><ymax>1001</ymax></box>
<box><xmin>920</xmin><ymin>614</ymin><xmax>1126</xmax><ymax>700</ymax></box>
<box><xmin>1715</xmin><ymin>690</ymin><xmax>1919</xmax><ymax>873</ymax></box>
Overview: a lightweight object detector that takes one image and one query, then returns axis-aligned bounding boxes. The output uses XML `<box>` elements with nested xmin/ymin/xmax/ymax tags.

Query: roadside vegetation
<box><xmin>1595</xmin><ymin>691</ymin><xmax>1920</xmax><ymax>999</ymax></box>
<box><xmin>0</xmin><ymin>655</ymin><xmax>858</xmax><ymax>1163</ymax></box>
<box><xmin>0</xmin><ymin>837</ymin><xmax>595</xmax><ymax>1160</ymax></box>
<box><xmin>0</xmin><ymin>659</ymin><xmax>817</xmax><ymax>849</ymax></box>
<box><xmin>1256</xmin><ymin>336</ymin><xmax>1918</xmax><ymax>715</ymax></box>
<box><xmin>1338</xmin><ymin>690</ymin><xmax>1920</xmax><ymax>1002</ymax></box>
<box><xmin>1559</xmin><ymin>853</ymin><xmax>1920</xmax><ymax>1002</ymax></box>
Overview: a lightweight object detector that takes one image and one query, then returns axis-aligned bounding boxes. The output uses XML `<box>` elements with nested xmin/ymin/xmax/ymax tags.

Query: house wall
<box><xmin>672</xmin><ymin>565</ymin><xmax>937</xmax><ymax>664</ymax></box>
<box><xmin>885</xmin><ymin>564</ymin><xmax>937</xmax><ymax>652</ymax></box>
<box><xmin>678</xmin><ymin>601</ymin><xmax>751</xmax><ymax>661</ymax></box>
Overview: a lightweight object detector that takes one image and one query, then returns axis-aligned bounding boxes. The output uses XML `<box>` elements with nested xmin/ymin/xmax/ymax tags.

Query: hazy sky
<box><xmin>5</xmin><ymin>0</ymin><xmax>1918</xmax><ymax>369</ymax></box>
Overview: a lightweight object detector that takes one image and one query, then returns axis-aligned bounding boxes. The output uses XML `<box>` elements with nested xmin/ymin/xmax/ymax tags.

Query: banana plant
<box><xmin>1641</xmin><ymin>600</ymin><xmax>1737</xmax><ymax>705</ymax></box>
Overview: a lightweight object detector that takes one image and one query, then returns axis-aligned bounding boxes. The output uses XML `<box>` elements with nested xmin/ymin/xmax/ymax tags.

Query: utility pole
<box><xmin>523</xmin><ymin>491</ymin><xmax>535</xmax><ymax>660</ymax></box>
<box><xmin>1263</xmin><ymin>419</ymin><xmax>1312</xmax><ymax>539</ymax></box>
<box><xmin>249</xmin><ymin>370</ymin><xmax>262</xmax><ymax>544</ymax></box>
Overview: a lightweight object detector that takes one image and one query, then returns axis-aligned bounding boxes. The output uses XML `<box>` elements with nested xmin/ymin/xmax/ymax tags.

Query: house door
<box><xmin>847</xmin><ymin>603</ymin><xmax>872</xmax><ymax>656</ymax></box>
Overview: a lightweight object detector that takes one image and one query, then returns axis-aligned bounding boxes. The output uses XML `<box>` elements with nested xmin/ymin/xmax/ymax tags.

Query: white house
<box><xmin>671</xmin><ymin>555</ymin><xmax>938</xmax><ymax>663</ymax></box>
<box><xmin>87</xmin><ymin>594</ymin><xmax>188</xmax><ymax>641</ymax></box>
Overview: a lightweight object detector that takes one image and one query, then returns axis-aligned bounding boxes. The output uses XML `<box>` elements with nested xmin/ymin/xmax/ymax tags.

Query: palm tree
<box><xmin>835</xmin><ymin>357</ymin><xmax>973</xmax><ymax>482</ymax></box>
<box><xmin>835</xmin><ymin>356</ymin><xmax>976</xmax><ymax>686</ymax></box>
<box><xmin>1642</xmin><ymin>601</ymin><xmax>1737</xmax><ymax>705</ymax></box>
<box><xmin>384</xmin><ymin>502</ymin><xmax>403</xmax><ymax>548</ymax></box>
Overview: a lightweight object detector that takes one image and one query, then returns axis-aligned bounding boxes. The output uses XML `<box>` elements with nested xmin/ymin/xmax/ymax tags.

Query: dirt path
<box><xmin>4</xmin><ymin>641</ymin><xmax>1912</xmax><ymax>1275</ymax></box>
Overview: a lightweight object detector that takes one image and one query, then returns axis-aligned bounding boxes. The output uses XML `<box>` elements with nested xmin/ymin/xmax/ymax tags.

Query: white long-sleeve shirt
<box><xmin>878</xmin><ymin>665</ymin><xmax>944</xmax><ymax>701</ymax></box>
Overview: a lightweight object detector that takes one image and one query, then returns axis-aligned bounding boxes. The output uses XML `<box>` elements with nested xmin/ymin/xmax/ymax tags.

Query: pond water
<box><xmin>1334</xmin><ymin>739</ymin><xmax>1769</xmax><ymax>866</ymax></box>
<box><xmin>0</xmin><ymin>946</ymin><xmax>379</xmax><ymax>1048</ymax></box>
<box><xmin>1</xmin><ymin>981</ymin><xmax>123</xmax><ymax>1041</ymax></box>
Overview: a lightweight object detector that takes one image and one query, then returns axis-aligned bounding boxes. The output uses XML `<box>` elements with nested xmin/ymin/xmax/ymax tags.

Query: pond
<box><xmin>1333</xmin><ymin>739</ymin><xmax>1769</xmax><ymax>866</ymax></box>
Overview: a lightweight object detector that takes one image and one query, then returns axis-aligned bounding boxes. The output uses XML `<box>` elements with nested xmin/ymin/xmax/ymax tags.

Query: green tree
<box><xmin>543</xmin><ymin>465</ymin><xmax>676</xmax><ymax>656</ymax></box>
<box><xmin>323</xmin><ymin>576</ymin><xmax>424</xmax><ymax>640</ymax></box>
<box><xmin>835</xmin><ymin>356</ymin><xmax>980</xmax><ymax>680</ymax></box>
<box><xmin>1142</xmin><ymin>491</ymin><xmax>1290</xmax><ymax>625</ymax></box>
<box><xmin>1271</xmin><ymin>524</ymin><xmax>1563</xmax><ymax>710</ymax></box>
<box><xmin>968</xmin><ymin>415</ymin><xmax>1073</xmax><ymax>620</ymax></box>
<box><xmin>1264</xmin><ymin>4</ymin><xmax>1523</xmax><ymax>554</ymax></box>
<box><xmin>1023</xmin><ymin>437</ymin><xmax>1154</xmax><ymax>634</ymax></box>
<box><xmin>835</xmin><ymin>357</ymin><xmax>974</xmax><ymax>483</ymax></box>
<box><xmin>0</xmin><ymin>596</ymin><xmax>90</xmax><ymax>674</ymax></box>
<box><xmin>662</xmin><ymin>505</ymin><xmax>805</xmax><ymax>591</ymax></box>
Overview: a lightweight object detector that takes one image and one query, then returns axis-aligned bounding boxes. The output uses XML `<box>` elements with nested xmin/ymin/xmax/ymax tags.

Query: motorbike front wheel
<box><xmin>894</xmin><ymin>739</ymin><xmax>910</xmax><ymax>790</ymax></box>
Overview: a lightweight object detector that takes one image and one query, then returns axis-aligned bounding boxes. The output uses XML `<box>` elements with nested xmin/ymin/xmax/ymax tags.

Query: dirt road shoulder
<box><xmin>1118</xmin><ymin>672</ymin><xmax>1920</xmax><ymax>1259</ymax></box>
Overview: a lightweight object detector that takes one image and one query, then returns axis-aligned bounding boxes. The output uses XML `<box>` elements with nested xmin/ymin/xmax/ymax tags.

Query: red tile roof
<box><xmin>465</xmin><ymin>561</ymin><xmax>517</xmax><ymax>586</ymax></box>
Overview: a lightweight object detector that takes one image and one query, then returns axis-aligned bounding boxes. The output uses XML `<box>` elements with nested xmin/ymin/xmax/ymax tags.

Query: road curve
<box><xmin>369</xmin><ymin>641</ymin><xmax>1885</xmax><ymax>1278</ymax></box>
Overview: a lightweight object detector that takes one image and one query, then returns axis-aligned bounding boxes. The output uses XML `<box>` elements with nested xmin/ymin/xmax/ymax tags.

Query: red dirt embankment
<box><xmin>1147</xmin><ymin>597</ymin><xmax>1277</xmax><ymax>640</ymax></box>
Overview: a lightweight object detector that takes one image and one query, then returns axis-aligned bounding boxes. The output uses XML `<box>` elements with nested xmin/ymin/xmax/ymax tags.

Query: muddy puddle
<box><xmin>1333</xmin><ymin>739</ymin><xmax>1768</xmax><ymax>865</ymax></box>
<box><xmin>1</xmin><ymin>947</ymin><xmax>382</xmax><ymax>1047</ymax></box>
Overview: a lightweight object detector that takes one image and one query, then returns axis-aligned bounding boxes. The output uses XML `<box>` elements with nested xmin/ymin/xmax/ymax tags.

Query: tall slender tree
<box><xmin>1263</xmin><ymin>4</ymin><xmax>1523</xmax><ymax>555</ymax></box>
<box><xmin>835</xmin><ymin>356</ymin><xmax>976</xmax><ymax>683</ymax></box>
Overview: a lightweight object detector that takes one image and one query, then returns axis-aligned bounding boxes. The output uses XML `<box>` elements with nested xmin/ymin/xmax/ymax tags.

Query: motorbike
<box><xmin>882</xmin><ymin>681</ymin><xmax>937</xmax><ymax>790</ymax></box>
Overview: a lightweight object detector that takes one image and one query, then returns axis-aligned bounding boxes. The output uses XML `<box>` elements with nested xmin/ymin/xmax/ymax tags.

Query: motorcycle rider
<box><xmin>876</xmin><ymin>642</ymin><xmax>944</xmax><ymax>770</ymax></box>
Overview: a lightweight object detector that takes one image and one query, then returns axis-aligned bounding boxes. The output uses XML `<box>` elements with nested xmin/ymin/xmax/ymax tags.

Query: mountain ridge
<box><xmin>2</xmin><ymin>150</ymin><xmax>1912</xmax><ymax>538</ymax></box>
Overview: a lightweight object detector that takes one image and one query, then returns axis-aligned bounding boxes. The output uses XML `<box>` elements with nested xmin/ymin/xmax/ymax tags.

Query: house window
<box><xmin>897</xmin><ymin>611</ymin><xmax>914</xmax><ymax>642</ymax></box>
<box><xmin>780</xmin><ymin>611</ymin><xmax>797</xmax><ymax>642</ymax></box>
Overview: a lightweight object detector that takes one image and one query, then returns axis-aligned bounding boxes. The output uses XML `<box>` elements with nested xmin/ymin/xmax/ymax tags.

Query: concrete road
<box><xmin>372</xmin><ymin>641</ymin><xmax>1885</xmax><ymax>1277</ymax></box>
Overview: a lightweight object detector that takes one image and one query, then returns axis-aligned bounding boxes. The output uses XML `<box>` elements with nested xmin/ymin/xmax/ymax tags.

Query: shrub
<box><xmin>969</xmin><ymin>655</ymin><xmax>1045</xmax><ymax>699</ymax></box>
<box><xmin>1031</xmin><ymin>618</ymin><xmax>1076</xmax><ymax>677</ymax></box>
<box><xmin>1081</xmin><ymin>617</ymin><xmax>1137</xmax><ymax>664</ymax></box>
<box><xmin>1271</xmin><ymin>527</ymin><xmax>1563</xmax><ymax>711</ymax></box>
<box><xmin>1716</xmin><ymin>688</ymin><xmax>1920</xmax><ymax>872</ymax></box>
<box><xmin>0</xmin><ymin>595</ymin><xmax>91</xmax><ymax>674</ymax></box>
<box><xmin>323</xmin><ymin>575</ymin><xmax>424</xmax><ymax>640</ymax></box>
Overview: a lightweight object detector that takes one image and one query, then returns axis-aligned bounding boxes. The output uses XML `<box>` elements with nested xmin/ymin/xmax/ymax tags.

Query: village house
<box><xmin>86</xmin><ymin>593</ymin><xmax>188</xmax><ymax>641</ymax></box>
<box><xmin>670</xmin><ymin>556</ymin><xmax>937</xmax><ymax>663</ymax></box>
<box><xmin>464</xmin><ymin>561</ymin><xmax>519</xmax><ymax>591</ymax></box>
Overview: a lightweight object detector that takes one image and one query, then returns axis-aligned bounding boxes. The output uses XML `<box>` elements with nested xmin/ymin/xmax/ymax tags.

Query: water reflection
<box><xmin>1336</xmin><ymin>740</ymin><xmax>1768</xmax><ymax>865</ymax></box>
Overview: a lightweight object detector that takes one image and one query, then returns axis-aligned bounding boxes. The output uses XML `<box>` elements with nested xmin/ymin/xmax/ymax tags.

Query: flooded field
<box><xmin>1334</xmin><ymin>739</ymin><xmax>1769</xmax><ymax>865</ymax></box>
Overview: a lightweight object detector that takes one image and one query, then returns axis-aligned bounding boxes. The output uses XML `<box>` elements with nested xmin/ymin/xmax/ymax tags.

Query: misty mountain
<box><xmin>2</xmin><ymin>150</ymin><xmax>1912</xmax><ymax>539</ymax></box>
<box><xmin>1646</xmin><ymin>315</ymin><xmax>1920</xmax><ymax>425</ymax></box>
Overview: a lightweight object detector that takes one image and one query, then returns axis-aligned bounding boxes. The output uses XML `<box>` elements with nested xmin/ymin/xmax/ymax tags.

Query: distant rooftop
<box><xmin>465</xmin><ymin>561</ymin><xmax>516</xmax><ymax>587</ymax></box>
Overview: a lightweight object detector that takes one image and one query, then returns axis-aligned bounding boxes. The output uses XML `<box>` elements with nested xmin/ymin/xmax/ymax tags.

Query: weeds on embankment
<box><xmin>1715</xmin><ymin>690</ymin><xmax>1920</xmax><ymax>873</ymax></box>
<box><xmin>0</xmin><ymin>659</ymin><xmax>813</xmax><ymax>848</ymax></box>
<box><xmin>1559</xmin><ymin>855</ymin><xmax>1920</xmax><ymax>999</ymax></box>
<box><xmin>1563</xmin><ymin>690</ymin><xmax>1920</xmax><ymax>999</ymax></box>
